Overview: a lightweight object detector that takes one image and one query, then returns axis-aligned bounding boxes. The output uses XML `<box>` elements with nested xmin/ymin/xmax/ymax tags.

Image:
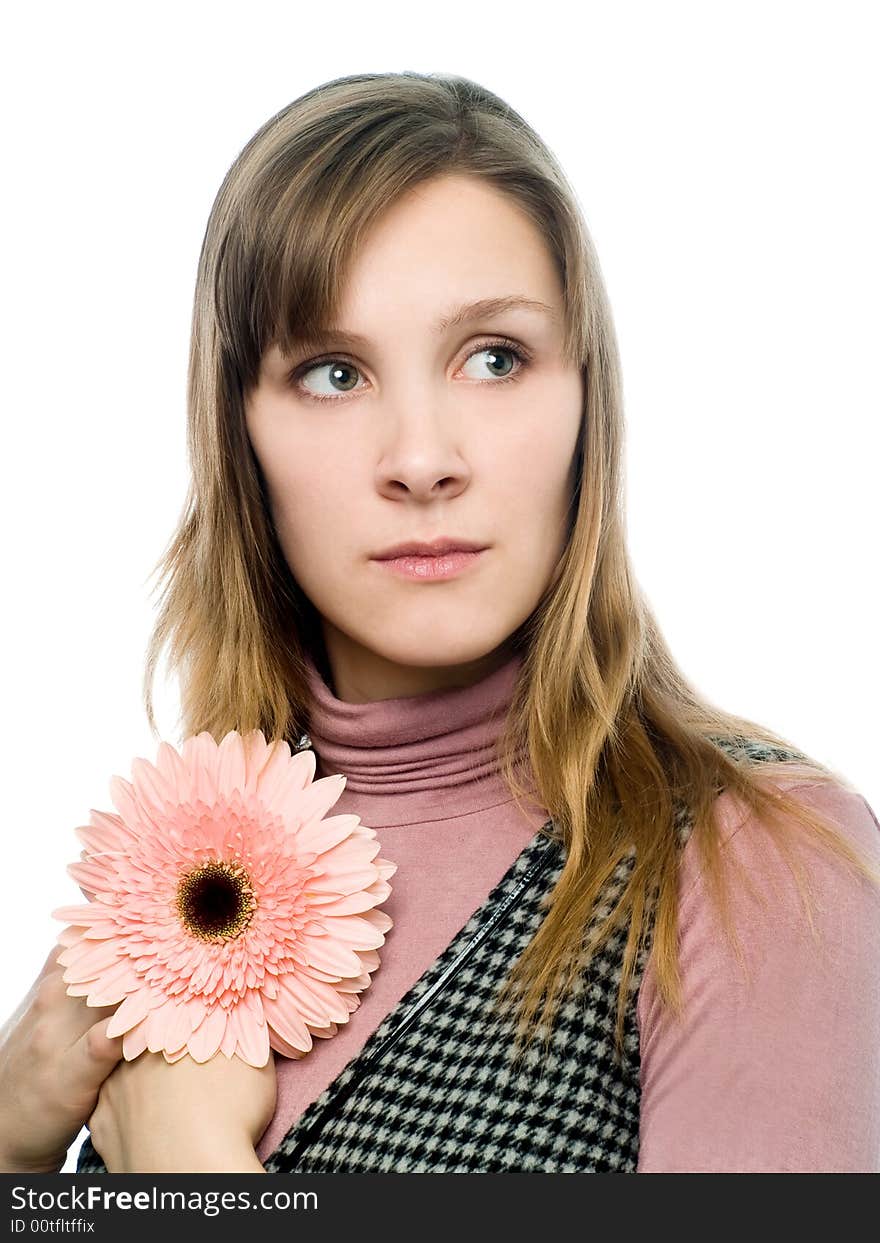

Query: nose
<box><xmin>374</xmin><ymin>399</ymin><xmax>472</xmax><ymax>502</ymax></box>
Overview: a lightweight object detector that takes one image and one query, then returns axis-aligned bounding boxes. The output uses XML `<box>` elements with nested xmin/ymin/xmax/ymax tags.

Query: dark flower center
<box><xmin>175</xmin><ymin>859</ymin><xmax>257</xmax><ymax>942</ymax></box>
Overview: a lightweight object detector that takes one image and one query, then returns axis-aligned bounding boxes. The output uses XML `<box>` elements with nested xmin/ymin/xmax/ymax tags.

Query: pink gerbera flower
<box><xmin>51</xmin><ymin>730</ymin><xmax>396</xmax><ymax>1067</ymax></box>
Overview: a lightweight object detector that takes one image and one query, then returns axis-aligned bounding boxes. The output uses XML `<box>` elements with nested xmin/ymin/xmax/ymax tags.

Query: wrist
<box><xmin>209</xmin><ymin>1143</ymin><xmax>267</xmax><ymax>1174</ymax></box>
<box><xmin>0</xmin><ymin>1148</ymin><xmax>65</xmax><ymax>1175</ymax></box>
<box><xmin>125</xmin><ymin>1136</ymin><xmax>266</xmax><ymax>1174</ymax></box>
<box><xmin>186</xmin><ymin>1137</ymin><xmax>266</xmax><ymax>1173</ymax></box>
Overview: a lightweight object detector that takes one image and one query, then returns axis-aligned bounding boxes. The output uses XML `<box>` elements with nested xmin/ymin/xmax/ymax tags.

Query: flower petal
<box><xmin>305</xmin><ymin>867</ymin><xmax>384</xmax><ymax>897</ymax></box>
<box><xmin>59</xmin><ymin>938</ymin><xmax>127</xmax><ymax>982</ymax></box>
<box><xmin>236</xmin><ymin>733</ymin><xmax>272</xmax><ymax>798</ymax></box>
<box><xmin>284</xmin><ymin>774</ymin><xmax>346</xmax><ymax>828</ymax></box>
<box><xmin>130</xmin><ymin>756</ymin><xmax>178</xmax><ymax>819</ymax></box>
<box><xmin>106</xmin><ymin>988</ymin><xmax>157</xmax><ymax>1038</ymax></box>
<box><xmin>295</xmin><ymin>813</ymin><xmax>361</xmax><ymax>856</ymax></box>
<box><xmin>311</xmin><ymin>835</ymin><xmax>381</xmax><ymax>872</ymax></box>
<box><xmin>83</xmin><ymin>956</ymin><xmax>141</xmax><ymax>1006</ymax></box>
<box><xmin>122</xmin><ymin>1023</ymin><xmax>149</xmax><ymax>1061</ymax></box>
<box><xmin>302</xmin><ymin>935</ymin><xmax>364</xmax><ymax>978</ymax></box>
<box><xmin>155</xmin><ymin>740</ymin><xmax>193</xmax><ymax>799</ymax></box>
<box><xmin>188</xmin><ymin>1003</ymin><xmax>229</xmax><ymax>1062</ymax></box>
<box><xmin>253</xmin><ymin>740</ymin><xmax>295</xmax><ymax>805</ymax></box>
<box><xmin>268</xmin><ymin>1029</ymin><xmax>310</xmax><ymax>1060</ymax></box>
<box><xmin>108</xmin><ymin>775</ymin><xmax>163</xmax><ymax>835</ymax></box>
<box><xmin>163</xmin><ymin>997</ymin><xmax>194</xmax><ymax>1051</ymax></box>
<box><xmin>285</xmin><ymin>972</ymin><xmax>352</xmax><ymax>1024</ymax></box>
<box><xmin>261</xmin><ymin>992</ymin><xmax>313</xmax><ymax>1054</ymax></box>
<box><xmin>335</xmin><ymin>972</ymin><xmax>372</xmax><ymax>992</ymax></box>
<box><xmin>181</xmin><ymin>733</ymin><xmax>221</xmax><ymax>805</ymax></box>
<box><xmin>183</xmin><ymin>995</ymin><xmax>209</xmax><ymax>1032</ymax></box>
<box><xmin>216</xmin><ymin>731</ymin><xmax>248</xmax><ymax>801</ymax></box>
<box><xmin>316</xmin><ymin>913</ymin><xmax>387</xmax><ymax>950</ymax></box>
<box><xmin>66</xmin><ymin>861</ymin><xmax>114</xmax><ymax>894</ymax></box>
<box><xmin>230</xmin><ymin>999</ymin><xmax>271</xmax><ymax>1067</ymax></box>
<box><xmin>375</xmin><ymin>858</ymin><xmax>398</xmax><ymax>881</ymax></box>
<box><xmin>305</xmin><ymin>890</ymin><xmax>382</xmax><ymax>916</ymax></box>
<box><xmin>51</xmin><ymin>903</ymin><xmax>107</xmax><ymax>924</ymax></box>
<box><xmin>359</xmin><ymin>908</ymin><xmax>394</xmax><ymax>935</ymax></box>
<box><xmin>355</xmin><ymin>949</ymin><xmax>380</xmax><ymax>973</ymax></box>
<box><xmin>275</xmin><ymin>972</ymin><xmax>341</xmax><ymax>1026</ymax></box>
<box><xmin>220</xmin><ymin>1016</ymin><xmax>238</xmax><ymax>1059</ymax></box>
<box><xmin>73</xmin><ymin>820</ymin><xmax>134</xmax><ymax>855</ymax></box>
<box><xmin>144</xmin><ymin>1004</ymin><xmax>172</xmax><ymax>1053</ymax></box>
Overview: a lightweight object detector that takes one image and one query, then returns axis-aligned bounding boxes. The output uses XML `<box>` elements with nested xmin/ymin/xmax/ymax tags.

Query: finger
<box><xmin>34</xmin><ymin>950</ymin><xmax>123</xmax><ymax>1046</ymax></box>
<box><xmin>72</xmin><ymin>1016</ymin><xmax>127</xmax><ymax>1078</ymax></box>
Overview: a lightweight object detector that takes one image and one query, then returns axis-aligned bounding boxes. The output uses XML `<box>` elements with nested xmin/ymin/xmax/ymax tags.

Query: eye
<box><xmin>460</xmin><ymin>342</ymin><xmax>527</xmax><ymax>382</ymax></box>
<box><xmin>296</xmin><ymin>358</ymin><xmax>365</xmax><ymax>401</ymax></box>
<box><xmin>287</xmin><ymin>336</ymin><xmax>532</xmax><ymax>404</ymax></box>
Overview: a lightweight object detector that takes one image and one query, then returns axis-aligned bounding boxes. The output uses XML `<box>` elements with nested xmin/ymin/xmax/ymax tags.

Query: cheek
<box><xmin>490</xmin><ymin>411</ymin><xmax>579</xmax><ymax>531</ymax></box>
<box><xmin>258</xmin><ymin>428</ymin><xmax>356</xmax><ymax>533</ymax></box>
<box><xmin>498</xmin><ymin>367</ymin><xmax>582</xmax><ymax>474</ymax></box>
<box><xmin>255</xmin><ymin>468</ymin><xmax>344</xmax><ymax>604</ymax></box>
<box><xmin>277</xmin><ymin>483</ymin><xmax>343</xmax><ymax>556</ymax></box>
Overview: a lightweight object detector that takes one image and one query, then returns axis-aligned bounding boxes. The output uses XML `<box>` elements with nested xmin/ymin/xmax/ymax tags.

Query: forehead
<box><xmin>264</xmin><ymin>174</ymin><xmax>568</xmax><ymax>366</ymax></box>
<box><xmin>290</xmin><ymin>295</ymin><xmax>561</xmax><ymax>353</ymax></box>
<box><xmin>347</xmin><ymin>173</ymin><xmax>559</xmax><ymax>285</ymax></box>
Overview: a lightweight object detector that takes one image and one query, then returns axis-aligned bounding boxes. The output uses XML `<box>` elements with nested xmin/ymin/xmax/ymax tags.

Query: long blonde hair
<box><xmin>143</xmin><ymin>71</ymin><xmax>880</xmax><ymax>1064</ymax></box>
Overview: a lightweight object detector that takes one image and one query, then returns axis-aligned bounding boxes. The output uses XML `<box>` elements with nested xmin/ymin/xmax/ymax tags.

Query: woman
<box><xmin>2</xmin><ymin>70</ymin><xmax>878</xmax><ymax>1175</ymax></box>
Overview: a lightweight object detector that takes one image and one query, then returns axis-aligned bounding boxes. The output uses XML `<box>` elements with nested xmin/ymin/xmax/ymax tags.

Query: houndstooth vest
<box><xmin>75</xmin><ymin>738</ymin><xmax>801</xmax><ymax>1174</ymax></box>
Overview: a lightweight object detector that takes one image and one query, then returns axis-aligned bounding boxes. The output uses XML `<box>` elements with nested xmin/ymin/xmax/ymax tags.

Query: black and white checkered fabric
<box><xmin>75</xmin><ymin>737</ymin><xmax>803</xmax><ymax>1174</ymax></box>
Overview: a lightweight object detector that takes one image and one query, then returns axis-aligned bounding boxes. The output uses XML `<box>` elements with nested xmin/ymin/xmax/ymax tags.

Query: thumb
<box><xmin>82</xmin><ymin>1016</ymin><xmax>127</xmax><ymax>1067</ymax></box>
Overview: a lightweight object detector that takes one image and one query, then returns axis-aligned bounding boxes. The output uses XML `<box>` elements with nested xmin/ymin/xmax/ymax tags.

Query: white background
<box><xmin>1</xmin><ymin>0</ymin><xmax>876</xmax><ymax>1172</ymax></box>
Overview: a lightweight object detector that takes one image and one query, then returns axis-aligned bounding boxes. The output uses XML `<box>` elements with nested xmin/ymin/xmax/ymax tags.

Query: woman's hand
<box><xmin>88</xmin><ymin>1043</ymin><xmax>277</xmax><ymax>1173</ymax></box>
<box><xmin>0</xmin><ymin>944</ymin><xmax>126</xmax><ymax>1173</ymax></box>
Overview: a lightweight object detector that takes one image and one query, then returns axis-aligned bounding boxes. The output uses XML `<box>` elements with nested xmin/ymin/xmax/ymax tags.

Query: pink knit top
<box><xmin>256</xmin><ymin>648</ymin><xmax>880</xmax><ymax>1172</ymax></box>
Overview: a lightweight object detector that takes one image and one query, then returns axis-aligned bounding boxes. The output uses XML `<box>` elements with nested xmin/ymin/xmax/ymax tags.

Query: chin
<box><xmin>365</xmin><ymin>631</ymin><xmax>514</xmax><ymax>671</ymax></box>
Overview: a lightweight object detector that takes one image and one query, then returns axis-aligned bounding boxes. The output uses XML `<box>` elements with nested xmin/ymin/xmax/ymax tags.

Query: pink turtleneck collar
<box><xmin>300</xmin><ymin>647</ymin><xmax>539</xmax><ymax>829</ymax></box>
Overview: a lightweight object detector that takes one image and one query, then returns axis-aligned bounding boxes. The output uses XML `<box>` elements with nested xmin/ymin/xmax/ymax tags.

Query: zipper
<box><xmin>359</xmin><ymin>835</ymin><xmax>556</xmax><ymax>1069</ymax></box>
<box><xmin>277</xmin><ymin>832</ymin><xmax>558</xmax><ymax>1169</ymax></box>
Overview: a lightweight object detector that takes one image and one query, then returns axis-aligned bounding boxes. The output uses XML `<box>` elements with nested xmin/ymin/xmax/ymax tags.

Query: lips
<box><xmin>371</xmin><ymin>537</ymin><xmax>488</xmax><ymax>560</ymax></box>
<box><xmin>372</xmin><ymin>547</ymin><xmax>486</xmax><ymax>581</ymax></box>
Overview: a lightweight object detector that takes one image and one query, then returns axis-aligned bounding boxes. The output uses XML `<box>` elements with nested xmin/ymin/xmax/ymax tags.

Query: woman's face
<box><xmin>245</xmin><ymin>172</ymin><xmax>584</xmax><ymax>702</ymax></box>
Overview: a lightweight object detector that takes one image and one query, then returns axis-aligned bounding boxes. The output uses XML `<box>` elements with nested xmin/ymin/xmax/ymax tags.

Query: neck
<box><xmin>316</xmin><ymin>626</ymin><xmax>518</xmax><ymax>703</ymax></box>
<box><xmin>300</xmin><ymin>643</ymin><xmax>541</xmax><ymax>828</ymax></box>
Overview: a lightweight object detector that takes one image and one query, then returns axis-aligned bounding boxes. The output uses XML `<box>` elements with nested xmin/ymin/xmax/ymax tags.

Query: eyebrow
<box><xmin>291</xmin><ymin>295</ymin><xmax>559</xmax><ymax>350</ymax></box>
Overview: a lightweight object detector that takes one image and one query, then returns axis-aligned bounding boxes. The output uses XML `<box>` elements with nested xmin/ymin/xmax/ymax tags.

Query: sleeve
<box><xmin>636</xmin><ymin>778</ymin><xmax>880</xmax><ymax>1173</ymax></box>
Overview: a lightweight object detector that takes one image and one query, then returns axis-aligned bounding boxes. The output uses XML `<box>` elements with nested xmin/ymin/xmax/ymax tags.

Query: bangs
<box><xmin>213</xmin><ymin>110</ymin><xmax>466</xmax><ymax>395</ymax></box>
